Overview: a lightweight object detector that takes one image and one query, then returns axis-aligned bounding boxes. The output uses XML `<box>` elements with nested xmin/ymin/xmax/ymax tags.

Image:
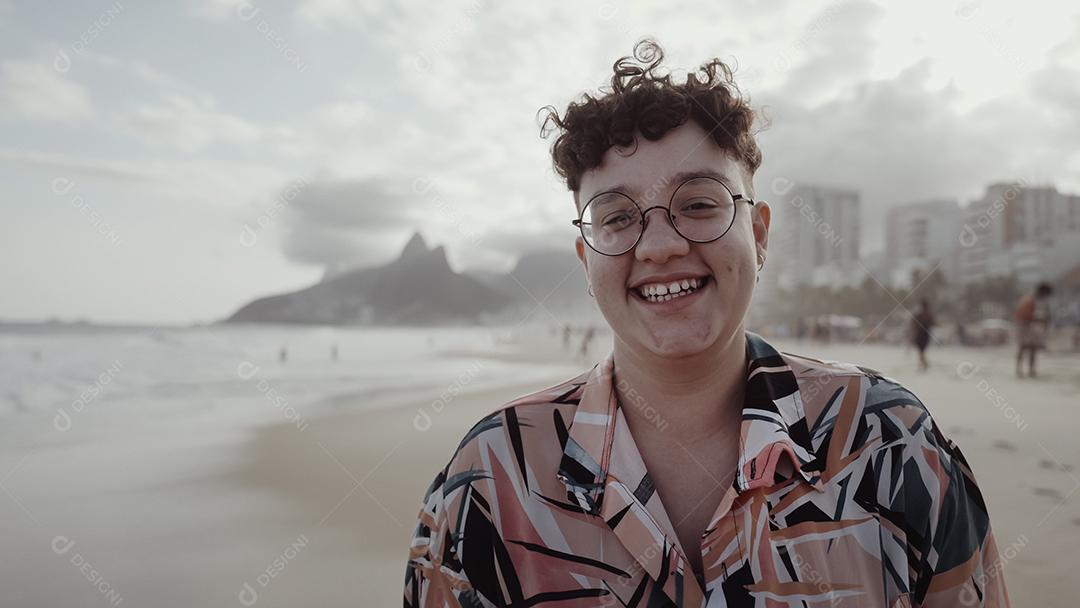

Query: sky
<box><xmin>2</xmin><ymin>0</ymin><xmax>1079</xmax><ymax>324</ymax></box>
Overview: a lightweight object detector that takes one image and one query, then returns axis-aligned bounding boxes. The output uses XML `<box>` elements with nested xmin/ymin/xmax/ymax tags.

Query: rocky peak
<box><xmin>398</xmin><ymin>231</ymin><xmax>429</xmax><ymax>260</ymax></box>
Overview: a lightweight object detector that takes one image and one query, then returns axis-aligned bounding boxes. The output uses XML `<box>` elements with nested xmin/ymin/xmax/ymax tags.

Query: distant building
<box><xmin>771</xmin><ymin>185</ymin><xmax>861</xmax><ymax>290</ymax></box>
<box><xmin>1003</xmin><ymin>184</ymin><xmax>1070</xmax><ymax>245</ymax></box>
<box><xmin>957</xmin><ymin>182</ymin><xmax>1080</xmax><ymax>287</ymax></box>
<box><xmin>884</xmin><ymin>199</ymin><xmax>963</xmax><ymax>289</ymax></box>
<box><xmin>859</xmin><ymin>251</ymin><xmax>888</xmax><ymax>288</ymax></box>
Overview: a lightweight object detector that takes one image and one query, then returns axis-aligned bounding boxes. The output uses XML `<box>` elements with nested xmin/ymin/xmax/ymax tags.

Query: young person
<box><xmin>911</xmin><ymin>299</ymin><xmax>935</xmax><ymax>372</ymax></box>
<box><xmin>404</xmin><ymin>39</ymin><xmax>1010</xmax><ymax>607</ymax></box>
<box><xmin>1015</xmin><ymin>282</ymin><xmax>1053</xmax><ymax>378</ymax></box>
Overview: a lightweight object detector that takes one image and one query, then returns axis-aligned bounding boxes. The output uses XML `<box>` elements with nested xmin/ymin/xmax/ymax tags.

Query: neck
<box><xmin>611</xmin><ymin>328</ymin><xmax>748</xmax><ymax>448</ymax></box>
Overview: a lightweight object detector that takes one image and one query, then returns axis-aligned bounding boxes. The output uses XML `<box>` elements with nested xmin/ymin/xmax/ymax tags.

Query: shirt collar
<box><xmin>556</xmin><ymin>331</ymin><xmax>823</xmax><ymax>515</ymax></box>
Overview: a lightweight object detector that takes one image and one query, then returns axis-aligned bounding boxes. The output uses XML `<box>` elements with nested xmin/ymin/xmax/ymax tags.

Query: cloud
<box><xmin>124</xmin><ymin>91</ymin><xmax>263</xmax><ymax>153</ymax></box>
<box><xmin>0</xmin><ymin>147</ymin><xmax>161</xmax><ymax>182</ymax></box>
<box><xmin>0</xmin><ymin>143</ymin><xmax>296</xmax><ymax>215</ymax></box>
<box><xmin>482</xmin><ymin>219</ymin><xmax>572</xmax><ymax>253</ymax></box>
<box><xmin>187</xmin><ymin>0</ymin><xmax>247</xmax><ymax>21</ymax></box>
<box><xmin>70</xmin><ymin>49</ymin><xmax>368</xmax><ymax>160</ymax></box>
<box><xmin>279</xmin><ymin>177</ymin><xmax>425</xmax><ymax>272</ymax></box>
<box><xmin>292</xmin><ymin>0</ymin><xmax>388</xmax><ymax>29</ymax></box>
<box><xmin>315</xmin><ymin>100</ymin><xmax>371</xmax><ymax>130</ymax></box>
<box><xmin>0</xmin><ymin>59</ymin><xmax>92</xmax><ymax>121</ymax></box>
<box><xmin>84</xmin><ymin>52</ymin><xmax>210</xmax><ymax>100</ymax></box>
<box><xmin>770</xmin><ymin>1</ymin><xmax>886</xmax><ymax>104</ymax></box>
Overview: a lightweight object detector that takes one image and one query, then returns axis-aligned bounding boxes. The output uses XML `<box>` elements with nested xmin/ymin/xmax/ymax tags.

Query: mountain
<box><xmin>225</xmin><ymin>232</ymin><xmax>516</xmax><ymax>325</ymax></box>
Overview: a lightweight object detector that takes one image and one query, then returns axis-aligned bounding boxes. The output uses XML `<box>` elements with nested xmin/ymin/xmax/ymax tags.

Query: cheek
<box><xmin>589</xmin><ymin>258</ymin><xmax>629</xmax><ymax>296</ymax></box>
<box><xmin>712</xmin><ymin>245</ymin><xmax>754</xmax><ymax>283</ymax></box>
<box><xmin>718</xmin><ymin>262</ymin><xmax>751</xmax><ymax>288</ymax></box>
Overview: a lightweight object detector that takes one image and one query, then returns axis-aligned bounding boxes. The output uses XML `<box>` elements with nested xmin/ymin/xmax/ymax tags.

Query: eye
<box><xmin>679</xmin><ymin>198</ymin><xmax>721</xmax><ymax>215</ymax></box>
<box><xmin>601</xmin><ymin>210</ymin><xmax>637</xmax><ymax>228</ymax></box>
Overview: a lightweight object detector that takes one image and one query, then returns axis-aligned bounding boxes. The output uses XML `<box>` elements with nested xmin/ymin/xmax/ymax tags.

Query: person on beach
<box><xmin>910</xmin><ymin>298</ymin><xmax>935</xmax><ymax>371</ymax></box>
<box><xmin>1015</xmin><ymin>282</ymin><xmax>1053</xmax><ymax>378</ymax></box>
<box><xmin>579</xmin><ymin>325</ymin><xmax>597</xmax><ymax>360</ymax></box>
<box><xmin>405</xmin><ymin>39</ymin><xmax>1010</xmax><ymax>608</ymax></box>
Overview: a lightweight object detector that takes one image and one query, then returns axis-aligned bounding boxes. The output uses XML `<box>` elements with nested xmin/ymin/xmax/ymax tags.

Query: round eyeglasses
<box><xmin>572</xmin><ymin>175</ymin><xmax>756</xmax><ymax>256</ymax></box>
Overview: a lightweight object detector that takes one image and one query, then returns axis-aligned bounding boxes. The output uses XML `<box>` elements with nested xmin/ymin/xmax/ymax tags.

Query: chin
<box><xmin>641</xmin><ymin>320</ymin><xmax>717</xmax><ymax>357</ymax></box>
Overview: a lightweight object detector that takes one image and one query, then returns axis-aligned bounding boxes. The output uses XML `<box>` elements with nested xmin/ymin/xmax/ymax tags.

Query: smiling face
<box><xmin>574</xmin><ymin>121</ymin><xmax>771</xmax><ymax>359</ymax></box>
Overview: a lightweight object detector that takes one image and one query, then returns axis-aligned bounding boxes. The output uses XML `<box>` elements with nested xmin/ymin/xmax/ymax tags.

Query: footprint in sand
<box><xmin>992</xmin><ymin>439</ymin><xmax>1018</xmax><ymax>452</ymax></box>
<box><xmin>1033</xmin><ymin>487</ymin><xmax>1065</xmax><ymax>501</ymax></box>
<box><xmin>1039</xmin><ymin>459</ymin><xmax>1075</xmax><ymax>473</ymax></box>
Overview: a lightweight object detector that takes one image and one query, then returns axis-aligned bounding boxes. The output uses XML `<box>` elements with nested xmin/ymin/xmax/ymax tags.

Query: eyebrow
<box><xmin>597</xmin><ymin>169</ymin><xmax>741</xmax><ymax>198</ymax></box>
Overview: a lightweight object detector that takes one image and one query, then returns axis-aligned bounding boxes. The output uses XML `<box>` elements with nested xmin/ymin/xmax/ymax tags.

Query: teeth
<box><xmin>637</xmin><ymin>276</ymin><xmax>707</xmax><ymax>303</ymax></box>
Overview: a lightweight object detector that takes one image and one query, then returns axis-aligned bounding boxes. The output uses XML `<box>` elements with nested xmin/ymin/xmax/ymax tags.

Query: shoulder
<box><xmin>406</xmin><ymin>366</ymin><xmax>603</xmax><ymax>602</ymax></box>
<box><xmin>778</xmin><ymin>348</ymin><xmax>957</xmax><ymax>462</ymax></box>
<box><xmin>429</xmin><ymin>366</ymin><xmax>592</xmax><ymax>504</ymax></box>
<box><xmin>778</xmin><ymin>347</ymin><xmax>989</xmax><ymax>526</ymax></box>
<box><xmin>775</xmin><ymin>350</ymin><xmax>1003</xmax><ymax>604</ymax></box>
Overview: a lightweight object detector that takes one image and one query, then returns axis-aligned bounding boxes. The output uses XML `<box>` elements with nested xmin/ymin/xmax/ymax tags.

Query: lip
<box><xmin>629</xmin><ymin>275</ymin><xmax>711</xmax><ymax>312</ymax></box>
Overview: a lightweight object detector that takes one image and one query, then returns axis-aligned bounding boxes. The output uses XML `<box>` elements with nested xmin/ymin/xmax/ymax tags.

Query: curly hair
<box><xmin>539</xmin><ymin>38</ymin><xmax>765</xmax><ymax>197</ymax></box>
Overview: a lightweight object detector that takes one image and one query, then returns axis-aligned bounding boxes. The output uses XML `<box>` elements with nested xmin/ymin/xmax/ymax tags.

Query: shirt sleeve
<box><xmin>403</xmin><ymin>468</ymin><xmax>471</xmax><ymax>608</ymax></box>
<box><xmin>906</xmin><ymin>420</ymin><xmax>1012</xmax><ymax>607</ymax></box>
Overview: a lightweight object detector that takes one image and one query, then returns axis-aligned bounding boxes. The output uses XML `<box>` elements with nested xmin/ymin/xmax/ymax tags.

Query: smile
<box><xmin>630</xmin><ymin>275</ymin><xmax>710</xmax><ymax>303</ymax></box>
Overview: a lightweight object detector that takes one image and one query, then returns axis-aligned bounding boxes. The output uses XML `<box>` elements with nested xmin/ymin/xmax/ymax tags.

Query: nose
<box><xmin>634</xmin><ymin>206</ymin><xmax>690</xmax><ymax>264</ymax></box>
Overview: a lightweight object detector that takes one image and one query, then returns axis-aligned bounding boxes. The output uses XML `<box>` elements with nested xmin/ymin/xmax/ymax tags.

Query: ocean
<box><xmin>0</xmin><ymin>323</ymin><xmax>587</xmax><ymax>451</ymax></box>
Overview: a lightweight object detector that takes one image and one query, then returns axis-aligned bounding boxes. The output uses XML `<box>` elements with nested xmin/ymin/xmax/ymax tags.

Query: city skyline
<box><xmin>768</xmin><ymin>178</ymin><xmax>1080</xmax><ymax>292</ymax></box>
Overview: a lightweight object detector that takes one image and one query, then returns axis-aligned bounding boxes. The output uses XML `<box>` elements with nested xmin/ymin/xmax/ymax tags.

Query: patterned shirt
<box><xmin>404</xmin><ymin>332</ymin><xmax>1010</xmax><ymax>607</ymax></box>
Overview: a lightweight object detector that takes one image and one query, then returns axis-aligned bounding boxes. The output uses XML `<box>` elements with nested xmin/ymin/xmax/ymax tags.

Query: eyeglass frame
<box><xmin>571</xmin><ymin>174</ymin><xmax>757</xmax><ymax>256</ymax></box>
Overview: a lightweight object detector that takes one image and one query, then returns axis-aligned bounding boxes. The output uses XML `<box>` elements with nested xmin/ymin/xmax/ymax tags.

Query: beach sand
<box><xmin>238</xmin><ymin>335</ymin><xmax>1079</xmax><ymax>606</ymax></box>
<box><xmin>3</xmin><ymin>328</ymin><xmax>1078</xmax><ymax>606</ymax></box>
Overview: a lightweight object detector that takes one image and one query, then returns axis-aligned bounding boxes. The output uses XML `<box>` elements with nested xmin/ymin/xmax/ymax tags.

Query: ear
<box><xmin>575</xmin><ymin>236</ymin><xmax>588</xmax><ymax>270</ymax></box>
<box><xmin>752</xmin><ymin>200</ymin><xmax>771</xmax><ymax>263</ymax></box>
